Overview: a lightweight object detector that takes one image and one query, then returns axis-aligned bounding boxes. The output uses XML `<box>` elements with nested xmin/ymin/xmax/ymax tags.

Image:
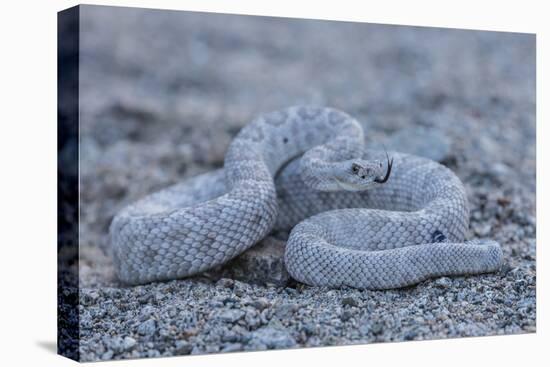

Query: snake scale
<box><xmin>110</xmin><ymin>106</ymin><xmax>503</xmax><ymax>289</ymax></box>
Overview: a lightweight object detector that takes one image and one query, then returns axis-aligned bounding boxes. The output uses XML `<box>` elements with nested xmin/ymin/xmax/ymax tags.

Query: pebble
<box><xmin>122</xmin><ymin>336</ymin><xmax>137</xmax><ymax>350</ymax></box>
<box><xmin>358</xmin><ymin>322</ymin><xmax>370</xmax><ymax>336</ymax></box>
<box><xmin>340</xmin><ymin>310</ymin><xmax>354</xmax><ymax>322</ymax></box>
<box><xmin>249</xmin><ymin>297</ymin><xmax>271</xmax><ymax>311</ymax></box>
<box><xmin>371</xmin><ymin>322</ymin><xmax>385</xmax><ymax>335</ymax></box>
<box><xmin>174</xmin><ymin>341</ymin><xmax>193</xmax><ymax>355</ymax></box>
<box><xmin>216</xmin><ymin>278</ymin><xmax>234</xmax><ymax>288</ymax></box>
<box><xmin>249</xmin><ymin>327</ymin><xmax>297</xmax><ymax>349</ymax></box>
<box><xmin>137</xmin><ymin>319</ymin><xmax>157</xmax><ymax>336</ymax></box>
<box><xmin>341</xmin><ymin>296</ymin><xmax>360</xmax><ymax>307</ymax></box>
<box><xmin>434</xmin><ymin>277</ymin><xmax>452</xmax><ymax>289</ymax></box>
<box><xmin>101</xmin><ymin>350</ymin><xmax>114</xmax><ymax>360</ymax></box>
<box><xmin>274</xmin><ymin>303</ymin><xmax>298</xmax><ymax>318</ymax></box>
<box><xmin>216</xmin><ymin>309</ymin><xmax>245</xmax><ymax>323</ymax></box>
<box><xmin>404</xmin><ymin>330</ymin><xmax>419</xmax><ymax>340</ymax></box>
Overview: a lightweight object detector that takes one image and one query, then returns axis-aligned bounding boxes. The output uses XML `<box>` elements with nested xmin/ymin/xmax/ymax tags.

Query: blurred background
<box><xmin>79</xmin><ymin>6</ymin><xmax>535</xmax><ymax>265</ymax></box>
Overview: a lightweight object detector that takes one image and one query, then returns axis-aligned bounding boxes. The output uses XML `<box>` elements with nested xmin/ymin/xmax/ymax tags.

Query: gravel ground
<box><xmin>75</xmin><ymin>5</ymin><xmax>535</xmax><ymax>362</ymax></box>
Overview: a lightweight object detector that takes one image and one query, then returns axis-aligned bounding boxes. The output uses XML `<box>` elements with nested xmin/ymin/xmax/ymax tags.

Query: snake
<box><xmin>110</xmin><ymin>106</ymin><xmax>503</xmax><ymax>289</ymax></box>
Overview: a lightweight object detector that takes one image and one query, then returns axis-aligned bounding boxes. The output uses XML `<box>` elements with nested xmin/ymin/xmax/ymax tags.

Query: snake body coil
<box><xmin>110</xmin><ymin>106</ymin><xmax>503</xmax><ymax>288</ymax></box>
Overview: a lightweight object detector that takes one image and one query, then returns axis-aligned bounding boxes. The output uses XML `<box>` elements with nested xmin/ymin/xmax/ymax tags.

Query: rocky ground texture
<box><xmin>75</xmin><ymin>6</ymin><xmax>536</xmax><ymax>362</ymax></box>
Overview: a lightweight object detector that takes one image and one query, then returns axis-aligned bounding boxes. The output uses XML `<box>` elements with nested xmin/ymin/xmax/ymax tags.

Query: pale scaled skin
<box><xmin>110</xmin><ymin>106</ymin><xmax>503</xmax><ymax>289</ymax></box>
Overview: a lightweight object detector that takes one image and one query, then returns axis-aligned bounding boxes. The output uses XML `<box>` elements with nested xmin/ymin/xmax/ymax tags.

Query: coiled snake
<box><xmin>110</xmin><ymin>106</ymin><xmax>503</xmax><ymax>289</ymax></box>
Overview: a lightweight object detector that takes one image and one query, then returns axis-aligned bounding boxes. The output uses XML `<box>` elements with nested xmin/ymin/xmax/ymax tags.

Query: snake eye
<box><xmin>351</xmin><ymin>164</ymin><xmax>360</xmax><ymax>174</ymax></box>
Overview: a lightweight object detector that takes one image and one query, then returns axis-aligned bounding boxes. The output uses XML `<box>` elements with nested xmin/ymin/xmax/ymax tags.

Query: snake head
<box><xmin>332</xmin><ymin>156</ymin><xmax>391</xmax><ymax>191</ymax></box>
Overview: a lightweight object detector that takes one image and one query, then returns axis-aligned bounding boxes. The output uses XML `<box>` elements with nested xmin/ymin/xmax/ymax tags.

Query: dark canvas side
<box><xmin>57</xmin><ymin>5</ymin><xmax>80</xmax><ymax>362</ymax></box>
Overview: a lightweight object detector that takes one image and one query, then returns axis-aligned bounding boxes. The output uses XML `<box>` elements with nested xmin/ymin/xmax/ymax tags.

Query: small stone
<box><xmin>101</xmin><ymin>350</ymin><xmax>114</xmax><ymax>360</ymax></box>
<box><xmin>284</xmin><ymin>287</ymin><xmax>298</xmax><ymax>296</ymax></box>
<box><xmin>499</xmin><ymin>263</ymin><xmax>513</xmax><ymax>276</ymax></box>
<box><xmin>122</xmin><ymin>336</ymin><xmax>136</xmax><ymax>350</ymax></box>
<box><xmin>174</xmin><ymin>340</ymin><xmax>193</xmax><ymax>355</ymax></box>
<box><xmin>358</xmin><ymin>322</ymin><xmax>371</xmax><ymax>336</ymax></box>
<box><xmin>146</xmin><ymin>349</ymin><xmax>161</xmax><ymax>358</ymax></box>
<box><xmin>250</xmin><ymin>297</ymin><xmax>271</xmax><ymax>311</ymax></box>
<box><xmin>301</xmin><ymin>323</ymin><xmax>317</xmax><ymax>336</ymax></box>
<box><xmin>217</xmin><ymin>278</ymin><xmax>234</xmax><ymax>288</ymax></box>
<box><xmin>434</xmin><ymin>277</ymin><xmax>452</xmax><ymax>289</ymax></box>
<box><xmin>404</xmin><ymin>330</ymin><xmax>418</xmax><ymax>340</ymax></box>
<box><xmin>341</xmin><ymin>296</ymin><xmax>360</xmax><ymax>307</ymax></box>
<box><xmin>340</xmin><ymin>309</ymin><xmax>354</xmax><ymax>321</ymax></box>
<box><xmin>249</xmin><ymin>327</ymin><xmax>297</xmax><ymax>349</ymax></box>
<box><xmin>474</xmin><ymin>223</ymin><xmax>492</xmax><ymax>237</ymax></box>
<box><xmin>274</xmin><ymin>303</ymin><xmax>297</xmax><ymax>318</ymax></box>
<box><xmin>216</xmin><ymin>309</ymin><xmax>245</xmax><ymax>323</ymax></box>
<box><xmin>244</xmin><ymin>308</ymin><xmax>261</xmax><ymax>328</ymax></box>
<box><xmin>81</xmin><ymin>291</ymin><xmax>100</xmax><ymax>306</ymax></box>
<box><xmin>371</xmin><ymin>322</ymin><xmax>384</xmax><ymax>335</ymax></box>
<box><xmin>222</xmin><ymin>296</ymin><xmax>240</xmax><ymax>305</ymax></box>
<box><xmin>137</xmin><ymin>319</ymin><xmax>157</xmax><ymax>336</ymax></box>
<box><xmin>221</xmin><ymin>329</ymin><xmax>243</xmax><ymax>343</ymax></box>
<box><xmin>217</xmin><ymin>237</ymin><xmax>290</xmax><ymax>286</ymax></box>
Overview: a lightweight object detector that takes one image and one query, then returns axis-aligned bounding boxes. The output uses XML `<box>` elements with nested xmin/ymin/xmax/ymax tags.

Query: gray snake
<box><xmin>110</xmin><ymin>106</ymin><xmax>503</xmax><ymax>289</ymax></box>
